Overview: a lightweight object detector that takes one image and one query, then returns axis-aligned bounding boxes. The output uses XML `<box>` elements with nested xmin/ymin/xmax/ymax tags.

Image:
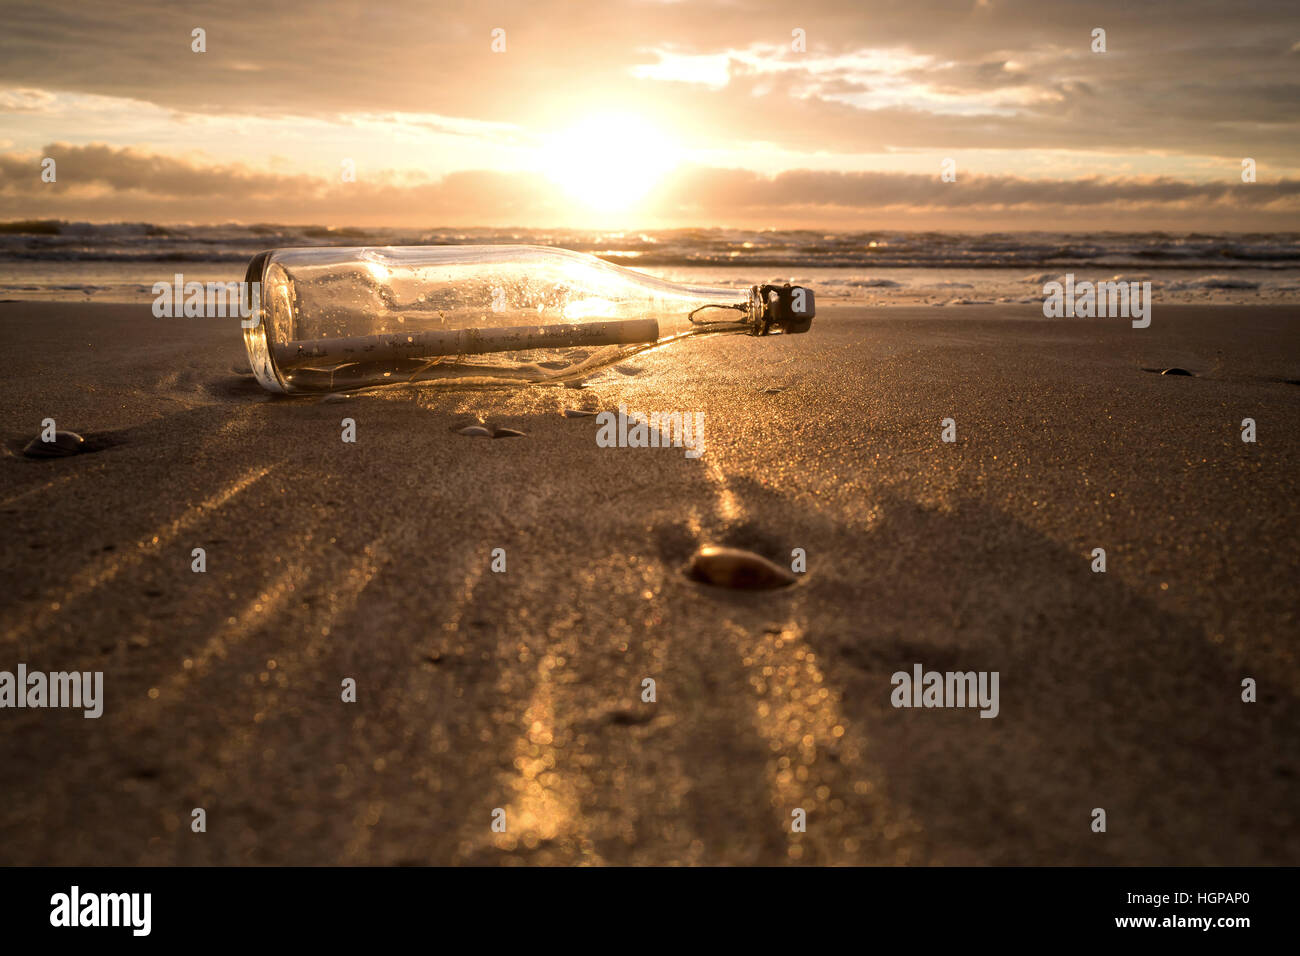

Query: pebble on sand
<box><xmin>23</xmin><ymin>430</ymin><xmax>86</xmax><ymax>458</ymax></box>
<box><xmin>686</xmin><ymin>545</ymin><xmax>797</xmax><ymax>590</ymax></box>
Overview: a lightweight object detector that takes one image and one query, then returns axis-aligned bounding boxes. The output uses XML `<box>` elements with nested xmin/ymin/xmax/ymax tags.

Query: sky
<box><xmin>1</xmin><ymin>0</ymin><xmax>1297</xmax><ymax>230</ymax></box>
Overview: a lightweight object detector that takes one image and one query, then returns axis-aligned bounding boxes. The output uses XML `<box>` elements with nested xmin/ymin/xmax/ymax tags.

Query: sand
<box><xmin>1</xmin><ymin>301</ymin><xmax>1297</xmax><ymax>865</ymax></box>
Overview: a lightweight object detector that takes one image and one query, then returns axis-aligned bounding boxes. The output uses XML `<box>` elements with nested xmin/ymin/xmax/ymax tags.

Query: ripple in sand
<box><xmin>22</xmin><ymin>430</ymin><xmax>86</xmax><ymax>459</ymax></box>
<box><xmin>686</xmin><ymin>545</ymin><xmax>797</xmax><ymax>590</ymax></box>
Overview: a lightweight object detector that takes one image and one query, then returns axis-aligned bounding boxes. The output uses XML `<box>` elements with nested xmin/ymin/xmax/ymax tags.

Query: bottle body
<box><xmin>243</xmin><ymin>245</ymin><xmax>764</xmax><ymax>394</ymax></box>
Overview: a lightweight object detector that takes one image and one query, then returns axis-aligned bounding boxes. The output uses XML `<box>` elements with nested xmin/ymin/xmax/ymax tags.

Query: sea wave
<box><xmin>1</xmin><ymin>221</ymin><xmax>1298</xmax><ymax>270</ymax></box>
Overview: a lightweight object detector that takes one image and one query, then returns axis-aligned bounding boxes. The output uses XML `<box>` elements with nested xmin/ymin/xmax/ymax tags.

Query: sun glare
<box><xmin>540</xmin><ymin>113</ymin><xmax>681</xmax><ymax>213</ymax></box>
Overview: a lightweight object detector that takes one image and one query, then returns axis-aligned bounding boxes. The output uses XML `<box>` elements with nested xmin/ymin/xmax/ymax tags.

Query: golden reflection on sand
<box><xmin>734</xmin><ymin>620</ymin><xmax>922</xmax><ymax>863</ymax></box>
<box><xmin>492</xmin><ymin>657</ymin><xmax>598</xmax><ymax>861</ymax></box>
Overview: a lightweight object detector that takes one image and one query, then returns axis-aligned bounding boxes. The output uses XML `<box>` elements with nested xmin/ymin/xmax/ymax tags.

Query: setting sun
<box><xmin>539</xmin><ymin>113</ymin><xmax>681</xmax><ymax>213</ymax></box>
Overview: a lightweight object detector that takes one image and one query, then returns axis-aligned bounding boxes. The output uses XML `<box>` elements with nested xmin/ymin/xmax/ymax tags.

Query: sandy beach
<box><xmin>1</xmin><ymin>300</ymin><xmax>1296</xmax><ymax>865</ymax></box>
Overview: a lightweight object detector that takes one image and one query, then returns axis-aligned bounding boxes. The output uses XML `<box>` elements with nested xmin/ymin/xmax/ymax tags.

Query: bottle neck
<box><xmin>682</xmin><ymin>285</ymin><xmax>816</xmax><ymax>337</ymax></box>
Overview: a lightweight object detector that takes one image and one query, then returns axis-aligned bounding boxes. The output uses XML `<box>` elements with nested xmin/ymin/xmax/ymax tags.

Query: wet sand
<box><xmin>1</xmin><ymin>301</ymin><xmax>1297</xmax><ymax>865</ymax></box>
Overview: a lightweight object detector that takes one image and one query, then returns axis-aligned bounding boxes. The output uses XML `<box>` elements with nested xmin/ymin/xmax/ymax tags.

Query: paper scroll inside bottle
<box><xmin>276</xmin><ymin>318</ymin><xmax>661</xmax><ymax>367</ymax></box>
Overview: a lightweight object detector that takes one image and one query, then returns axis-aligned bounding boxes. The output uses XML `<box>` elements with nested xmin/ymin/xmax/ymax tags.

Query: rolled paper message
<box><xmin>274</xmin><ymin>317</ymin><xmax>662</xmax><ymax>366</ymax></box>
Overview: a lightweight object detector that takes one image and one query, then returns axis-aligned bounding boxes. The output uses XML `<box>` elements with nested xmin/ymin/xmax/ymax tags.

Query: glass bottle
<box><xmin>242</xmin><ymin>245</ymin><xmax>813</xmax><ymax>394</ymax></box>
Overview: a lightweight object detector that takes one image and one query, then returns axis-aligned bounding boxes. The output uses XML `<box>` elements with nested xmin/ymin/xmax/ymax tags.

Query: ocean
<box><xmin>3</xmin><ymin>221</ymin><xmax>1298</xmax><ymax>306</ymax></box>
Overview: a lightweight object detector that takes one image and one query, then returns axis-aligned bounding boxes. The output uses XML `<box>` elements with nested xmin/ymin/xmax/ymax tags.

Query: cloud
<box><xmin>3</xmin><ymin>143</ymin><xmax>1296</xmax><ymax>230</ymax></box>
<box><xmin>0</xmin><ymin>144</ymin><xmax>568</xmax><ymax>223</ymax></box>
<box><xmin>651</xmin><ymin>165</ymin><xmax>1300</xmax><ymax>219</ymax></box>
<box><xmin>0</xmin><ymin>88</ymin><xmax>58</xmax><ymax>111</ymax></box>
<box><xmin>0</xmin><ymin>0</ymin><xmax>1297</xmax><ymax>164</ymax></box>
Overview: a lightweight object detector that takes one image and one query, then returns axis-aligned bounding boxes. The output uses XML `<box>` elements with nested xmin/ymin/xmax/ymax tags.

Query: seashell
<box><xmin>686</xmin><ymin>545</ymin><xmax>797</xmax><ymax>590</ymax></box>
<box><xmin>490</xmin><ymin>426</ymin><xmax>525</xmax><ymax>438</ymax></box>
<box><xmin>562</xmin><ymin>408</ymin><xmax>599</xmax><ymax>418</ymax></box>
<box><xmin>23</xmin><ymin>430</ymin><xmax>86</xmax><ymax>459</ymax></box>
<box><xmin>455</xmin><ymin>425</ymin><xmax>492</xmax><ymax>437</ymax></box>
<box><xmin>1160</xmin><ymin>368</ymin><xmax>1193</xmax><ymax>376</ymax></box>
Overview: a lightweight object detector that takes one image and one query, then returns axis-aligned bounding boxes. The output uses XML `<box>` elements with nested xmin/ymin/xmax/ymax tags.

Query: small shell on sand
<box><xmin>23</xmin><ymin>430</ymin><xmax>86</xmax><ymax>459</ymax></box>
<box><xmin>562</xmin><ymin>409</ymin><xmax>599</xmax><ymax>418</ymax></box>
<box><xmin>687</xmin><ymin>545</ymin><xmax>797</xmax><ymax>590</ymax></box>
<box><xmin>453</xmin><ymin>423</ymin><xmax>524</xmax><ymax>438</ymax></box>
<box><xmin>1161</xmin><ymin>367</ymin><xmax>1193</xmax><ymax>376</ymax></box>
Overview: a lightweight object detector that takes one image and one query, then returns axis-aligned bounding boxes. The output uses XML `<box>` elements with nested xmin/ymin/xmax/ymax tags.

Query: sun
<box><xmin>539</xmin><ymin>112</ymin><xmax>681</xmax><ymax>213</ymax></box>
